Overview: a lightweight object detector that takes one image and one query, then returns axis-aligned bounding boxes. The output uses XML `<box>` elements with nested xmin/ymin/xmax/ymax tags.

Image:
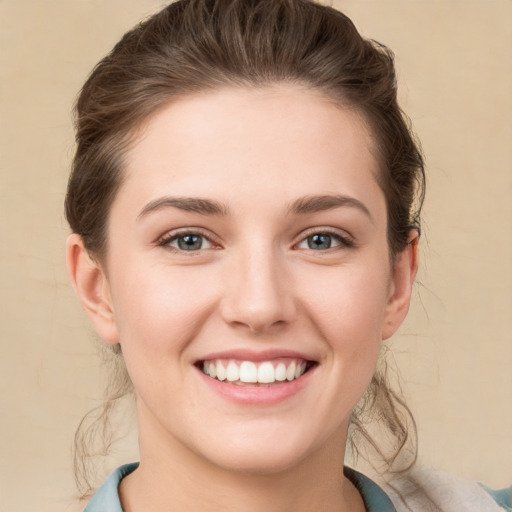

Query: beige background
<box><xmin>0</xmin><ymin>1</ymin><xmax>510</xmax><ymax>511</ymax></box>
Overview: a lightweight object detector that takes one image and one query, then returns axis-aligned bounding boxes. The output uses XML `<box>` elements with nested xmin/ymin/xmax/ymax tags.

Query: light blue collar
<box><xmin>84</xmin><ymin>462</ymin><xmax>397</xmax><ymax>511</ymax></box>
<box><xmin>84</xmin><ymin>462</ymin><xmax>139</xmax><ymax>512</ymax></box>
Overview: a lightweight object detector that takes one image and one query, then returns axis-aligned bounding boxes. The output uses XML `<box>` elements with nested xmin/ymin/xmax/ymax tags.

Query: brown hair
<box><xmin>66</xmin><ymin>0</ymin><xmax>424</xmax><ymax>496</ymax></box>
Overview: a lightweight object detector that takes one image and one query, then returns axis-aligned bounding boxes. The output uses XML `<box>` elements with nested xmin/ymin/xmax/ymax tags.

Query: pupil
<box><xmin>308</xmin><ymin>234</ymin><xmax>331</xmax><ymax>250</ymax></box>
<box><xmin>178</xmin><ymin>235</ymin><xmax>202</xmax><ymax>251</ymax></box>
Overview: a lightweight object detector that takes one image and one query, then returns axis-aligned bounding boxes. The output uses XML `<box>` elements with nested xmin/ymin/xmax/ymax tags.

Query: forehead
<box><xmin>120</xmin><ymin>85</ymin><xmax>383</xmax><ymax>214</ymax></box>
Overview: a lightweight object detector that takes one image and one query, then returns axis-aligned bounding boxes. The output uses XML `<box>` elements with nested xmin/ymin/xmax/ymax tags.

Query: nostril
<box><xmin>219</xmin><ymin>269</ymin><xmax>296</xmax><ymax>332</ymax></box>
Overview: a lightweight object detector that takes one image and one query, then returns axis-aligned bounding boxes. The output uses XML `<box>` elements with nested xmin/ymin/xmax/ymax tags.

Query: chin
<box><xmin>189</xmin><ymin>424</ymin><xmax>333</xmax><ymax>476</ymax></box>
<box><xmin>207</xmin><ymin>446</ymin><xmax>308</xmax><ymax>475</ymax></box>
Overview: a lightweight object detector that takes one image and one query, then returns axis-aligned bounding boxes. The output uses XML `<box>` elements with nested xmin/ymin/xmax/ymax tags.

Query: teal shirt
<box><xmin>84</xmin><ymin>462</ymin><xmax>511</xmax><ymax>512</ymax></box>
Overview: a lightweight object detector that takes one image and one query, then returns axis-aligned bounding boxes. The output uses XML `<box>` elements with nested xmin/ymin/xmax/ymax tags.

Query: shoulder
<box><xmin>81</xmin><ymin>463</ymin><xmax>510</xmax><ymax>512</ymax></box>
<box><xmin>83</xmin><ymin>463</ymin><xmax>139</xmax><ymax>512</ymax></box>
<box><xmin>345</xmin><ymin>467</ymin><xmax>398</xmax><ymax>512</ymax></box>
<box><xmin>383</xmin><ymin>466</ymin><xmax>511</xmax><ymax>512</ymax></box>
<box><xmin>481</xmin><ymin>483</ymin><xmax>512</xmax><ymax>512</ymax></box>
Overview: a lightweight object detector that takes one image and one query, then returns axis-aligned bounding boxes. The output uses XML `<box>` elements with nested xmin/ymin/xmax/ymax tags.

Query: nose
<box><xmin>220</xmin><ymin>245</ymin><xmax>296</xmax><ymax>334</ymax></box>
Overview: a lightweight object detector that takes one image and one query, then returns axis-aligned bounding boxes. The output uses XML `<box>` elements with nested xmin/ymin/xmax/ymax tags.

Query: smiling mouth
<box><xmin>197</xmin><ymin>358</ymin><xmax>317</xmax><ymax>386</ymax></box>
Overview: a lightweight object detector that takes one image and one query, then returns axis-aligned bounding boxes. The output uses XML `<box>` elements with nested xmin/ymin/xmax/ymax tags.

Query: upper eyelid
<box><xmin>156</xmin><ymin>226</ymin><xmax>354</xmax><ymax>247</ymax></box>
<box><xmin>292</xmin><ymin>229</ymin><xmax>356</xmax><ymax>252</ymax></box>
<box><xmin>157</xmin><ymin>227</ymin><xmax>219</xmax><ymax>246</ymax></box>
<box><xmin>295</xmin><ymin>226</ymin><xmax>354</xmax><ymax>242</ymax></box>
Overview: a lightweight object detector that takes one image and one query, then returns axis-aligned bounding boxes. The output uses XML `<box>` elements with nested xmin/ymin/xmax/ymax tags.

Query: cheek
<box><xmin>298</xmin><ymin>262</ymin><xmax>391</xmax><ymax>343</ymax></box>
<box><xmin>109</xmin><ymin>259</ymin><xmax>220</xmax><ymax>355</ymax></box>
<box><xmin>107</xmin><ymin>262</ymin><xmax>223</xmax><ymax>410</ymax></box>
<box><xmin>297</xmin><ymin>259</ymin><xmax>391</xmax><ymax>399</ymax></box>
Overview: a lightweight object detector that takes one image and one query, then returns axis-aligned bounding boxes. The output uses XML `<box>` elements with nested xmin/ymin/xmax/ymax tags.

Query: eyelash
<box><xmin>157</xmin><ymin>228</ymin><xmax>355</xmax><ymax>253</ymax></box>
<box><xmin>157</xmin><ymin>229</ymin><xmax>219</xmax><ymax>252</ymax></box>
<box><xmin>294</xmin><ymin>228</ymin><xmax>355</xmax><ymax>252</ymax></box>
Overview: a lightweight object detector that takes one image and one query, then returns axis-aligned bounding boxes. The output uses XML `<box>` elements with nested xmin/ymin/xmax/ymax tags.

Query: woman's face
<box><xmin>83</xmin><ymin>85</ymin><xmax>415</xmax><ymax>474</ymax></box>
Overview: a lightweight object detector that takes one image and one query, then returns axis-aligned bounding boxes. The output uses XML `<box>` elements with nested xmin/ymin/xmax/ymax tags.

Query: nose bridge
<box><xmin>221</xmin><ymin>237</ymin><xmax>295</xmax><ymax>332</ymax></box>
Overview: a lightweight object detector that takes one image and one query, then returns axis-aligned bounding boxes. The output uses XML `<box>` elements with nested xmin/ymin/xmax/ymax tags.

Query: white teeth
<box><xmin>295</xmin><ymin>362</ymin><xmax>305</xmax><ymax>379</ymax></box>
<box><xmin>202</xmin><ymin>358</ymin><xmax>309</xmax><ymax>384</ymax></box>
<box><xmin>216</xmin><ymin>360</ymin><xmax>226</xmax><ymax>381</ymax></box>
<box><xmin>275</xmin><ymin>363</ymin><xmax>287</xmax><ymax>381</ymax></box>
<box><xmin>226</xmin><ymin>361</ymin><xmax>239</xmax><ymax>382</ymax></box>
<box><xmin>257</xmin><ymin>362</ymin><xmax>275</xmax><ymax>384</ymax></box>
<box><xmin>286</xmin><ymin>361</ymin><xmax>296</xmax><ymax>381</ymax></box>
<box><xmin>239</xmin><ymin>361</ymin><xmax>258</xmax><ymax>383</ymax></box>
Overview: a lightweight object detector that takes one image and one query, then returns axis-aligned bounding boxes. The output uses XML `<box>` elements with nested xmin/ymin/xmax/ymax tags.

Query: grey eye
<box><xmin>176</xmin><ymin>234</ymin><xmax>204</xmax><ymax>251</ymax></box>
<box><xmin>165</xmin><ymin>233</ymin><xmax>214</xmax><ymax>251</ymax></box>
<box><xmin>307</xmin><ymin>233</ymin><xmax>333</xmax><ymax>250</ymax></box>
<box><xmin>296</xmin><ymin>231</ymin><xmax>350</xmax><ymax>251</ymax></box>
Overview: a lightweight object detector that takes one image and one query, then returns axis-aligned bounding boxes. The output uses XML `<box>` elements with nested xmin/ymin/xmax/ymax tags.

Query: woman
<box><xmin>65</xmin><ymin>0</ymin><xmax>510</xmax><ymax>510</ymax></box>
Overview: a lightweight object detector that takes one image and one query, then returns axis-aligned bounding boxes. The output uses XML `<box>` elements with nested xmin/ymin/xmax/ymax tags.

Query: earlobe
<box><xmin>381</xmin><ymin>232</ymin><xmax>419</xmax><ymax>340</ymax></box>
<box><xmin>66</xmin><ymin>234</ymin><xmax>120</xmax><ymax>345</ymax></box>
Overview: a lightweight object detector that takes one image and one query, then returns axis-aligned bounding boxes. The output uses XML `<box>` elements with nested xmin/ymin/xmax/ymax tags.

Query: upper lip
<box><xmin>197</xmin><ymin>348</ymin><xmax>318</xmax><ymax>363</ymax></box>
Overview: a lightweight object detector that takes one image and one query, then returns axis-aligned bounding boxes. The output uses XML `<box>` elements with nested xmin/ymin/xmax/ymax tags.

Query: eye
<box><xmin>296</xmin><ymin>231</ymin><xmax>352</xmax><ymax>251</ymax></box>
<box><xmin>159</xmin><ymin>231</ymin><xmax>215</xmax><ymax>251</ymax></box>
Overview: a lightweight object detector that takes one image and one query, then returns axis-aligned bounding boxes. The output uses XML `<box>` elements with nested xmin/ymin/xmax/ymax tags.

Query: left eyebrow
<box><xmin>137</xmin><ymin>196</ymin><xmax>230</xmax><ymax>220</ymax></box>
<box><xmin>288</xmin><ymin>194</ymin><xmax>373</xmax><ymax>222</ymax></box>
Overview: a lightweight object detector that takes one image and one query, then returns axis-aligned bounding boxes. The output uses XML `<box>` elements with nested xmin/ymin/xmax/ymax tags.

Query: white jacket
<box><xmin>386</xmin><ymin>467</ymin><xmax>508</xmax><ymax>512</ymax></box>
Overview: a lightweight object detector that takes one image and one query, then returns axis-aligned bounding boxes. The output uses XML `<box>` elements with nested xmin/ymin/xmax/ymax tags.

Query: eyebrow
<box><xmin>137</xmin><ymin>196</ymin><xmax>229</xmax><ymax>219</ymax></box>
<box><xmin>137</xmin><ymin>193</ymin><xmax>372</xmax><ymax>221</ymax></box>
<box><xmin>288</xmin><ymin>194</ymin><xmax>373</xmax><ymax>221</ymax></box>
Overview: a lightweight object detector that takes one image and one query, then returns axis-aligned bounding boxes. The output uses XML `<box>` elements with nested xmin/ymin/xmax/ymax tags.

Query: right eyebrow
<box><xmin>287</xmin><ymin>194</ymin><xmax>373</xmax><ymax>222</ymax></box>
<box><xmin>137</xmin><ymin>196</ymin><xmax>230</xmax><ymax>220</ymax></box>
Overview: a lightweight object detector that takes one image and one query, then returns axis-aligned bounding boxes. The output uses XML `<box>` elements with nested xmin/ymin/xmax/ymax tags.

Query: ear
<box><xmin>381</xmin><ymin>231</ymin><xmax>419</xmax><ymax>340</ymax></box>
<box><xmin>66</xmin><ymin>233</ymin><xmax>120</xmax><ymax>345</ymax></box>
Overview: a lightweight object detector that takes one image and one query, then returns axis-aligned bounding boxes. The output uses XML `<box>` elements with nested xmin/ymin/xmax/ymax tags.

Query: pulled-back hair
<box><xmin>66</xmin><ymin>0</ymin><xmax>424</xmax><ymax>496</ymax></box>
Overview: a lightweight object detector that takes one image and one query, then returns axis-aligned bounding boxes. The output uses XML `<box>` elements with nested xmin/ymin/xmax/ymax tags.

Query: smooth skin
<box><xmin>67</xmin><ymin>84</ymin><xmax>418</xmax><ymax>512</ymax></box>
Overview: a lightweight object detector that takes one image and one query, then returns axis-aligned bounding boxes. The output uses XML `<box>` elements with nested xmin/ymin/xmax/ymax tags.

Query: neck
<box><xmin>119</xmin><ymin>417</ymin><xmax>364</xmax><ymax>512</ymax></box>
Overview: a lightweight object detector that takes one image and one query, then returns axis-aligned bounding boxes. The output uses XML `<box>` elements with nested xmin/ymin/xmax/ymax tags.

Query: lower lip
<box><xmin>196</xmin><ymin>366</ymin><xmax>316</xmax><ymax>405</ymax></box>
